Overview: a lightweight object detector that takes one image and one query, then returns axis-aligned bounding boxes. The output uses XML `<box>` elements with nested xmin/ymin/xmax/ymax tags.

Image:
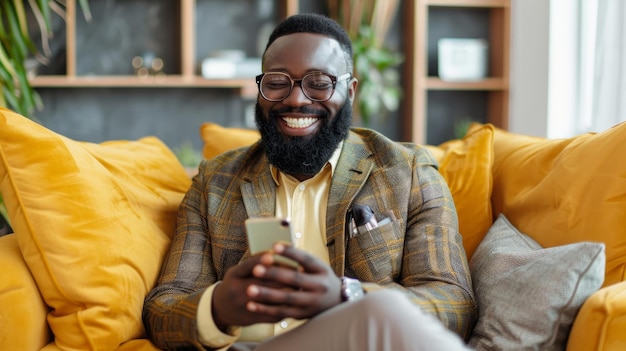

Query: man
<box><xmin>143</xmin><ymin>13</ymin><xmax>476</xmax><ymax>351</ymax></box>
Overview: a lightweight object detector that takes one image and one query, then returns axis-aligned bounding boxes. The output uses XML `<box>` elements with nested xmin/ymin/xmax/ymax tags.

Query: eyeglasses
<box><xmin>256</xmin><ymin>71</ymin><xmax>351</xmax><ymax>102</ymax></box>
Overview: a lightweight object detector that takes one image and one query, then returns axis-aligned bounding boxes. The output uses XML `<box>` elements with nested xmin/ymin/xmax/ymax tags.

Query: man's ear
<box><xmin>348</xmin><ymin>78</ymin><xmax>358</xmax><ymax>106</ymax></box>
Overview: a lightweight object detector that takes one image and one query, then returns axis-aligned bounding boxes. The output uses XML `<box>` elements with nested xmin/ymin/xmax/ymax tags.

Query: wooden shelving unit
<box><xmin>29</xmin><ymin>0</ymin><xmax>299</xmax><ymax>99</ymax></box>
<box><xmin>403</xmin><ymin>0</ymin><xmax>511</xmax><ymax>144</ymax></box>
<box><xmin>30</xmin><ymin>0</ymin><xmax>510</xmax><ymax>144</ymax></box>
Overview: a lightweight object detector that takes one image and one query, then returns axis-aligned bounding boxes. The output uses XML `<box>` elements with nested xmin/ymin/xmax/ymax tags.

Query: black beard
<box><xmin>255</xmin><ymin>100</ymin><xmax>352</xmax><ymax>177</ymax></box>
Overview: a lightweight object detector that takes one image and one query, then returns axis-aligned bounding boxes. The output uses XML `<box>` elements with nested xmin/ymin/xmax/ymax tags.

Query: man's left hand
<box><xmin>245</xmin><ymin>243</ymin><xmax>343</xmax><ymax>320</ymax></box>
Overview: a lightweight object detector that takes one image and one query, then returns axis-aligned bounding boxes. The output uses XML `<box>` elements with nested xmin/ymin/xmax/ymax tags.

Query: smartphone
<box><xmin>244</xmin><ymin>217</ymin><xmax>299</xmax><ymax>269</ymax></box>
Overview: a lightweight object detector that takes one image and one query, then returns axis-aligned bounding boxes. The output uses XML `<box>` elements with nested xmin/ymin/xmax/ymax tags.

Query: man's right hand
<box><xmin>211</xmin><ymin>252</ymin><xmax>295</xmax><ymax>332</ymax></box>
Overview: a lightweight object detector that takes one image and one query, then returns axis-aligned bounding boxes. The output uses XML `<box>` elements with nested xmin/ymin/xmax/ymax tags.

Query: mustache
<box><xmin>270</xmin><ymin>106</ymin><xmax>328</xmax><ymax>118</ymax></box>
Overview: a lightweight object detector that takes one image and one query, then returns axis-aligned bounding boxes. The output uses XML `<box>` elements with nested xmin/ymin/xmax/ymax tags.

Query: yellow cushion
<box><xmin>0</xmin><ymin>108</ymin><xmax>191</xmax><ymax>350</ymax></box>
<box><xmin>200</xmin><ymin>122</ymin><xmax>260</xmax><ymax>159</ymax></box>
<box><xmin>491</xmin><ymin>122</ymin><xmax>626</xmax><ymax>286</ymax></box>
<box><xmin>566</xmin><ymin>281</ymin><xmax>626</xmax><ymax>351</ymax></box>
<box><xmin>428</xmin><ymin>123</ymin><xmax>495</xmax><ymax>259</ymax></box>
<box><xmin>0</xmin><ymin>234</ymin><xmax>50</xmax><ymax>350</ymax></box>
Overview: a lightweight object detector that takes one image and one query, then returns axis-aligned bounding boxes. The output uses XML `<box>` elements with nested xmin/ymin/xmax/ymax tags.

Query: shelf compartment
<box><xmin>72</xmin><ymin>0</ymin><xmax>181</xmax><ymax>77</ymax></box>
<box><xmin>403</xmin><ymin>0</ymin><xmax>510</xmax><ymax>144</ymax></box>
<box><xmin>426</xmin><ymin>90</ymin><xmax>489</xmax><ymax>145</ymax></box>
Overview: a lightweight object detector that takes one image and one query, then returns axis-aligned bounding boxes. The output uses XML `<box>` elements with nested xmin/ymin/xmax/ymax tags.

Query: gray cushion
<box><xmin>468</xmin><ymin>214</ymin><xmax>605</xmax><ymax>350</ymax></box>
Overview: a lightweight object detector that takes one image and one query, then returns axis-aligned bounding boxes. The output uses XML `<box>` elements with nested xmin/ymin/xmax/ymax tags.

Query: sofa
<box><xmin>1</xmin><ymin>106</ymin><xmax>625</xmax><ymax>350</ymax></box>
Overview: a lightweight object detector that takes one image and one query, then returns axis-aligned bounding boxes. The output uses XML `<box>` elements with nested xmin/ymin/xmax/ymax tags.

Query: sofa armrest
<box><xmin>567</xmin><ymin>281</ymin><xmax>626</xmax><ymax>351</ymax></box>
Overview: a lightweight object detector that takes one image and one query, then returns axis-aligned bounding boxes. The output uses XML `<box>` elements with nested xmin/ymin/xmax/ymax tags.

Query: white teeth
<box><xmin>282</xmin><ymin>117</ymin><xmax>317</xmax><ymax>129</ymax></box>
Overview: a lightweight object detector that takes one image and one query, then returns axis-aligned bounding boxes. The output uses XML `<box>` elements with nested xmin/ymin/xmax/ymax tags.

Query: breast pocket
<box><xmin>345</xmin><ymin>218</ymin><xmax>404</xmax><ymax>284</ymax></box>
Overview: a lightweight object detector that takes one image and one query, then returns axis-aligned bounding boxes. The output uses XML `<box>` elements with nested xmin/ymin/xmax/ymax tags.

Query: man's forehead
<box><xmin>263</xmin><ymin>33</ymin><xmax>346</xmax><ymax>72</ymax></box>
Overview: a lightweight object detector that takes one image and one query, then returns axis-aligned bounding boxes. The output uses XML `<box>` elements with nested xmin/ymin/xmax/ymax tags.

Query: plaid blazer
<box><xmin>143</xmin><ymin>128</ymin><xmax>477</xmax><ymax>349</ymax></box>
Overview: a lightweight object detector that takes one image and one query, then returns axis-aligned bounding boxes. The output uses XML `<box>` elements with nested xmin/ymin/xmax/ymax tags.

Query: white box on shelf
<box><xmin>438</xmin><ymin>38</ymin><xmax>488</xmax><ymax>81</ymax></box>
<box><xmin>201</xmin><ymin>53</ymin><xmax>261</xmax><ymax>79</ymax></box>
<box><xmin>201</xmin><ymin>58</ymin><xmax>237</xmax><ymax>78</ymax></box>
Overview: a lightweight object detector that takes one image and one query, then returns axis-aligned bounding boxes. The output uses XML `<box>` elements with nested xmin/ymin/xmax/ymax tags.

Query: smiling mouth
<box><xmin>282</xmin><ymin>117</ymin><xmax>318</xmax><ymax>129</ymax></box>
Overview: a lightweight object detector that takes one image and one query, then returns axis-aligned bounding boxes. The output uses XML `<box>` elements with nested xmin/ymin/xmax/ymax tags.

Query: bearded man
<box><xmin>143</xmin><ymin>13</ymin><xmax>476</xmax><ymax>351</ymax></box>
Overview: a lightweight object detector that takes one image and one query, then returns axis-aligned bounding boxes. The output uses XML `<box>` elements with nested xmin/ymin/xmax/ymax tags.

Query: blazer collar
<box><xmin>326</xmin><ymin>131</ymin><xmax>375</xmax><ymax>275</ymax></box>
<box><xmin>240</xmin><ymin>144</ymin><xmax>276</xmax><ymax>218</ymax></box>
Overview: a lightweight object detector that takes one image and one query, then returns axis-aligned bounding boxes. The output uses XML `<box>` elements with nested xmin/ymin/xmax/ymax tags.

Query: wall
<box><xmin>509</xmin><ymin>0</ymin><xmax>550</xmax><ymax>137</ymax></box>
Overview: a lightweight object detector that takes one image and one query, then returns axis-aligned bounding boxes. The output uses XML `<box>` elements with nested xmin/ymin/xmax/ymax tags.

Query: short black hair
<box><xmin>264</xmin><ymin>13</ymin><xmax>353</xmax><ymax>72</ymax></box>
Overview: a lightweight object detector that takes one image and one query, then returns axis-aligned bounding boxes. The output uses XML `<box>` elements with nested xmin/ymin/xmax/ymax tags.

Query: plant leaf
<box><xmin>77</xmin><ymin>0</ymin><xmax>93</xmax><ymax>21</ymax></box>
<box><xmin>0</xmin><ymin>43</ymin><xmax>18</xmax><ymax>80</ymax></box>
<box><xmin>5</xmin><ymin>1</ymin><xmax>29</xmax><ymax>59</ymax></box>
<box><xmin>12</xmin><ymin>0</ymin><xmax>29</xmax><ymax>38</ymax></box>
<box><xmin>36</xmin><ymin>0</ymin><xmax>52</xmax><ymax>30</ymax></box>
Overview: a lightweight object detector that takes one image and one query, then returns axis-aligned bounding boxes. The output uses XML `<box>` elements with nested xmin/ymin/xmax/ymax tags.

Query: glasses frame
<box><xmin>256</xmin><ymin>71</ymin><xmax>352</xmax><ymax>102</ymax></box>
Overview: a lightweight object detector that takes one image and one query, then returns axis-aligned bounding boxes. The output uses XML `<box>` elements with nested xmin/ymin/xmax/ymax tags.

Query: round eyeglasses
<box><xmin>256</xmin><ymin>71</ymin><xmax>351</xmax><ymax>102</ymax></box>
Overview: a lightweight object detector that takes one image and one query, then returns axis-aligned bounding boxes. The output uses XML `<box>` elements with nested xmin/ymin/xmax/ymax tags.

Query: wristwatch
<box><xmin>340</xmin><ymin>277</ymin><xmax>364</xmax><ymax>302</ymax></box>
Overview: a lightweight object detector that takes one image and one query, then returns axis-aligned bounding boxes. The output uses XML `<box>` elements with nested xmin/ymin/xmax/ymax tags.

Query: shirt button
<box><xmin>280</xmin><ymin>321</ymin><xmax>289</xmax><ymax>329</ymax></box>
<box><xmin>295</xmin><ymin>232</ymin><xmax>303</xmax><ymax>239</ymax></box>
<box><xmin>299</xmin><ymin>184</ymin><xmax>305</xmax><ymax>191</ymax></box>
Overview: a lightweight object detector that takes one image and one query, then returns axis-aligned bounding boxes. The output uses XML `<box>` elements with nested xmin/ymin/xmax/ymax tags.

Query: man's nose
<box><xmin>282</xmin><ymin>82</ymin><xmax>312</xmax><ymax>106</ymax></box>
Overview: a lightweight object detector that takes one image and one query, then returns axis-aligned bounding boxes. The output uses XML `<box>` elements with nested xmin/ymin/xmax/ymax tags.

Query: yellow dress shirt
<box><xmin>197</xmin><ymin>143</ymin><xmax>343</xmax><ymax>348</ymax></box>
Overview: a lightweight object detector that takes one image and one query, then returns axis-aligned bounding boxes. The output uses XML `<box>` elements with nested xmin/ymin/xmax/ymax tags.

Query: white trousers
<box><xmin>231</xmin><ymin>289</ymin><xmax>471</xmax><ymax>351</ymax></box>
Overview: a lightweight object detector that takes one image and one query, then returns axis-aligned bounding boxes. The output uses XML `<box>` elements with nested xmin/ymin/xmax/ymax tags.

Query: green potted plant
<box><xmin>327</xmin><ymin>0</ymin><xmax>403</xmax><ymax>126</ymax></box>
<box><xmin>0</xmin><ymin>0</ymin><xmax>91</xmax><ymax>117</ymax></box>
<box><xmin>0</xmin><ymin>0</ymin><xmax>91</xmax><ymax>224</ymax></box>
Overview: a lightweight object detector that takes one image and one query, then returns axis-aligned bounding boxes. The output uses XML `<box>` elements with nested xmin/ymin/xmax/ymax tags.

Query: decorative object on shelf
<box><xmin>132</xmin><ymin>52</ymin><xmax>165</xmax><ymax>80</ymax></box>
<box><xmin>438</xmin><ymin>38</ymin><xmax>488</xmax><ymax>81</ymax></box>
<box><xmin>327</xmin><ymin>0</ymin><xmax>403</xmax><ymax>126</ymax></box>
<box><xmin>0</xmin><ymin>0</ymin><xmax>91</xmax><ymax>118</ymax></box>
<box><xmin>201</xmin><ymin>50</ymin><xmax>261</xmax><ymax>79</ymax></box>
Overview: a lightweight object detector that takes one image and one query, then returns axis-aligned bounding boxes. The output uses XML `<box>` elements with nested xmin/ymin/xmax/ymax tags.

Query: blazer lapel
<box><xmin>326</xmin><ymin>132</ymin><xmax>374</xmax><ymax>276</ymax></box>
<box><xmin>241</xmin><ymin>155</ymin><xmax>276</xmax><ymax>218</ymax></box>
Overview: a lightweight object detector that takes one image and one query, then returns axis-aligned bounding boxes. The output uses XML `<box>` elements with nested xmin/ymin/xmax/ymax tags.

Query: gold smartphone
<box><xmin>244</xmin><ymin>217</ymin><xmax>299</xmax><ymax>269</ymax></box>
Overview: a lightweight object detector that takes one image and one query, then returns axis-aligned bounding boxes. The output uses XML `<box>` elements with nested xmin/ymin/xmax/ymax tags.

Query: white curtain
<box><xmin>577</xmin><ymin>0</ymin><xmax>626</xmax><ymax>133</ymax></box>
